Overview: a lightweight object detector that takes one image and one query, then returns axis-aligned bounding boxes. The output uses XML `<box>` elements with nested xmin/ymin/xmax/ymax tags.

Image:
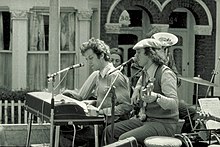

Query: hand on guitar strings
<box><xmin>142</xmin><ymin>90</ymin><xmax>158</xmax><ymax>103</ymax></box>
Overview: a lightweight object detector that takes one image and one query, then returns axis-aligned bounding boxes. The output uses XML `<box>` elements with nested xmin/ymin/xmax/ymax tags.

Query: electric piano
<box><xmin>25</xmin><ymin>92</ymin><xmax>105</xmax><ymax>147</ymax></box>
<box><xmin>25</xmin><ymin>91</ymin><xmax>105</xmax><ymax>125</ymax></box>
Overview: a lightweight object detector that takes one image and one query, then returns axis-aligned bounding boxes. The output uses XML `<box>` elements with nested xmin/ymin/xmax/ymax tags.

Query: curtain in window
<box><xmin>27</xmin><ymin>12</ymin><xmax>76</xmax><ymax>90</ymax></box>
<box><xmin>0</xmin><ymin>53</ymin><xmax>12</xmax><ymax>88</ymax></box>
<box><xmin>27</xmin><ymin>12</ymin><xmax>47</xmax><ymax>90</ymax></box>
<box><xmin>29</xmin><ymin>12</ymin><xmax>45</xmax><ymax>51</ymax></box>
<box><xmin>60</xmin><ymin>12</ymin><xmax>75</xmax><ymax>89</ymax></box>
<box><xmin>27</xmin><ymin>54</ymin><xmax>48</xmax><ymax>90</ymax></box>
<box><xmin>60</xmin><ymin>12</ymin><xmax>75</xmax><ymax>51</ymax></box>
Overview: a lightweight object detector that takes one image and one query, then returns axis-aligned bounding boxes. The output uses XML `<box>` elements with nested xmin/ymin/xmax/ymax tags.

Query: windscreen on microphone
<box><xmin>122</xmin><ymin>57</ymin><xmax>135</xmax><ymax>66</ymax></box>
<box><xmin>70</xmin><ymin>63</ymin><xmax>84</xmax><ymax>69</ymax></box>
<box><xmin>108</xmin><ymin>57</ymin><xmax>135</xmax><ymax>75</ymax></box>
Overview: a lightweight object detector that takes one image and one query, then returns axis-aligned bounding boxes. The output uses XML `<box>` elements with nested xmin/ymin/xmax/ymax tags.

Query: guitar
<box><xmin>137</xmin><ymin>78</ymin><xmax>155</xmax><ymax>121</ymax></box>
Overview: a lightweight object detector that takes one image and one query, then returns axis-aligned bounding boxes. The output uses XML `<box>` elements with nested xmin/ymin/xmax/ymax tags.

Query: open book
<box><xmin>198</xmin><ymin>98</ymin><xmax>220</xmax><ymax>130</ymax></box>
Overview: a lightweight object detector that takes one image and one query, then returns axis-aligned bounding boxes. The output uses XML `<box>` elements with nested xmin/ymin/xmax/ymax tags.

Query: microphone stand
<box><xmin>47</xmin><ymin>76</ymin><xmax>55</xmax><ymax>147</ymax></box>
<box><xmin>97</xmin><ymin>65</ymin><xmax>123</xmax><ymax>111</ymax></box>
<box><xmin>110</xmin><ymin>86</ymin><xmax>116</xmax><ymax>143</ymax></box>
<box><xmin>97</xmin><ymin>66</ymin><xmax>124</xmax><ymax>144</ymax></box>
<box><xmin>47</xmin><ymin>64</ymin><xmax>80</xmax><ymax>147</ymax></box>
<box><xmin>205</xmin><ymin>57</ymin><xmax>220</xmax><ymax>98</ymax></box>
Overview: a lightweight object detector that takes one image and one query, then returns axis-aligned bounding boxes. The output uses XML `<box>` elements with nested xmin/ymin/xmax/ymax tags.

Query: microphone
<box><xmin>109</xmin><ymin>57</ymin><xmax>135</xmax><ymax>75</ymax></box>
<box><xmin>121</xmin><ymin>57</ymin><xmax>135</xmax><ymax>66</ymax></box>
<box><xmin>69</xmin><ymin>63</ymin><xmax>84</xmax><ymax>69</ymax></box>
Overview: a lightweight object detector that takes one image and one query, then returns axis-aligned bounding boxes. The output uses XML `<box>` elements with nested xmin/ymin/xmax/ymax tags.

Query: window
<box><xmin>169</xmin><ymin>12</ymin><xmax>187</xmax><ymax>28</ymax></box>
<box><xmin>27</xmin><ymin>9</ymin><xmax>76</xmax><ymax>90</ymax></box>
<box><xmin>0</xmin><ymin>12</ymin><xmax>11</xmax><ymax>50</ymax></box>
<box><xmin>0</xmin><ymin>12</ymin><xmax>12</xmax><ymax>89</ymax></box>
<box><xmin>127</xmin><ymin>10</ymin><xmax>142</xmax><ymax>27</ymax></box>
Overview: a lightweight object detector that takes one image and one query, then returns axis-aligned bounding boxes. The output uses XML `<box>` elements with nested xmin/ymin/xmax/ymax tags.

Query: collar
<box><xmin>99</xmin><ymin>62</ymin><xmax>114</xmax><ymax>78</ymax></box>
<box><xmin>143</xmin><ymin>63</ymin><xmax>158</xmax><ymax>78</ymax></box>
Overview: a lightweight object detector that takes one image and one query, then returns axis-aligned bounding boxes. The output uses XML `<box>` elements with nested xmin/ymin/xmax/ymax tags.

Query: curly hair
<box><xmin>80</xmin><ymin>37</ymin><xmax>111</xmax><ymax>61</ymax></box>
<box><xmin>144</xmin><ymin>47</ymin><xmax>165</xmax><ymax>66</ymax></box>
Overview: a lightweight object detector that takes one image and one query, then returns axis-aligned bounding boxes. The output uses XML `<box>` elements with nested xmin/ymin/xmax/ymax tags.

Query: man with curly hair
<box><xmin>61</xmin><ymin>37</ymin><xmax>131</xmax><ymax>146</ymax></box>
<box><xmin>102</xmin><ymin>38</ymin><xmax>179</xmax><ymax>146</ymax></box>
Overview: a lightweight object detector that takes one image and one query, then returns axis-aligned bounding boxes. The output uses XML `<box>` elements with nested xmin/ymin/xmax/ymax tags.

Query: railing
<box><xmin>0</xmin><ymin>100</ymin><xmax>28</xmax><ymax>124</ymax></box>
<box><xmin>0</xmin><ymin>100</ymin><xmax>50</xmax><ymax>146</ymax></box>
<box><xmin>0</xmin><ymin>99</ymin><xmax>48</xmax><ymax>124</ymax></box>
<box><xmin>0</xmin><ymin>99</ymin><xmax>47</xmax><ymax>124</ymax></box>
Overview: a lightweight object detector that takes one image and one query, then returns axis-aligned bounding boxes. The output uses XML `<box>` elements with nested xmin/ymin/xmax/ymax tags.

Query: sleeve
<box><xmin>78</xmin><ymin>71</ymin><xmax>98</xmax><ymax>100</ymax></box>
<box><xmin>157</xmin><ymin>69</ymin><xmax>178</xmax><ymax>110</ymax></box>
<box><xmin>134</xmin><ymin>75</ymin><xmax>142</xmax><ymax>90</ymax></box>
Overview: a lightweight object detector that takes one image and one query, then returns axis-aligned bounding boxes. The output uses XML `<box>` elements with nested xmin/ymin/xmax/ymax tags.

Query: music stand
<box><xmin>205</xmin><ymin>57</ymin><xmax>220</xmax><ymax>97</ymax></box>
<box><xmin>194</xmin><ymin>98</ymin><xmax>220</xmax><ymax>145</ymax></box>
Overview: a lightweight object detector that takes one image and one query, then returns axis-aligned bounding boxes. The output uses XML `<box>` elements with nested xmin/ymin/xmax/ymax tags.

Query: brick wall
<box><xmin>100</xmin><ymin>0</ymin><xmax>217</xmax><ymax>96</ymax></box>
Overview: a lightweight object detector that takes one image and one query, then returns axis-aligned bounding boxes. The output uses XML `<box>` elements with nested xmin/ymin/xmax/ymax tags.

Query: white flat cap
<box><xmin>133</xmin><ymin>38</ymin><xmax>162</xmax><ymax>50</ymax></box>
<box><xmin>152</xmin><ymin>32</ymin><xmax>178</xmax><ymax>47</ymax></box>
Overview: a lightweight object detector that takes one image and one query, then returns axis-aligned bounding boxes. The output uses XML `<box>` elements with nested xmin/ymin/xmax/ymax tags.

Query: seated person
<box><xmin>102</xmin><ymin>38</ymin><xmax>179</xmax><ymax>146</ymax></box>
<box><xmin>61</xmin><ymin>37</ymin><xmax>132</xmax><ymax>147</ymax></box>
<box><xmin>110</xmin><ymin>47</ymin><xmax>124</xmax><ymax>68</ymax></box>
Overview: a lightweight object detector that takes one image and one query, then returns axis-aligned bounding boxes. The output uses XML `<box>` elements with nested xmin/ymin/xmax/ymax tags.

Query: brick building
<box><xmin>100</xmin><ymin>0</ymin><xmax>220</xmax><ymax>104</ymax></box>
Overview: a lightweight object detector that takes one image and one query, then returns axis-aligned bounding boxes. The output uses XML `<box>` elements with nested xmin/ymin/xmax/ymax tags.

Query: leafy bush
<box><xmin>0</xmin><ymin>87</ymin><xmax>34</xmax><ymax>124</ymax></box>
<box><xmin>0</xmin><ymin>87</ymin><xmax>32</xmax><ymax>101</ymax></box>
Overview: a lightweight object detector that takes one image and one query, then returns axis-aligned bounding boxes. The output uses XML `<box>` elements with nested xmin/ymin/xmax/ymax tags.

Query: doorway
<box><xmin>168</xmin><ymin>9</ymin><xmax>195</xmax><ymax>104</ymax></box>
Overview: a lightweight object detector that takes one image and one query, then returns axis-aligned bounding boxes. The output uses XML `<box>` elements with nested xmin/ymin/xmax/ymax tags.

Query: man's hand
<box><xmin>142</xmin><ymin>91</ymin><xmax>157</xmax><ymax>103</ymax></box>
<box><xmin>87</xmin><ymin>105</ymin><xmax>99</xmax><ymax>116</ymax></box>
<box><xmin>131</xmin><ymin>88</ymin><xmax>140</xmax><ymax>105</ymax></box>
<box><xmin>62</xmin><ymin>89</ymin><xmax>81</xmax><ymax>100</ymax></box>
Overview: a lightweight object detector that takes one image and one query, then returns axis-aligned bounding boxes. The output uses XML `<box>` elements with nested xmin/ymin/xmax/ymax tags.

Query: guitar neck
<box><xmin>209</xmin><ymin>114</ymin><xmax>220</xmax><ymax>122</ymax></box>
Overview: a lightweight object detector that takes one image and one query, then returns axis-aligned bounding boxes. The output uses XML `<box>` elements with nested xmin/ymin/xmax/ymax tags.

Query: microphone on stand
<box><xmin>47</xmin><ymin>63</ymin><xmax>84</xmax><ymax>79</ymax></box>
<box><xmin>109</xmin><ymin>57</ymin><xmax>135</xmax><ymax>75</ymax></box>
<box><xmin>69</xmin><ymin>63</ymin><xmax>84</xmax><ymax>69</ymax></box>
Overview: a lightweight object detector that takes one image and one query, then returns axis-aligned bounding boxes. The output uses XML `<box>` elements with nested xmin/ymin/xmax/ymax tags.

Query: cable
<box><xmin>53</xmin><ymin>69</ymin><xmax>69</xmax><ymax>91</ymax></box>
<box><xmin>71</xmin><ymin>124</ymin><xmax>76</xmax><ymax>147</ymax></box>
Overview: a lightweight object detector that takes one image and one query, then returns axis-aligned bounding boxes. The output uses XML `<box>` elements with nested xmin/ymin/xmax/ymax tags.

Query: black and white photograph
<box><xmin>0</xmin><ymin>0</ymin><xmax>220</xmax><ymax>146</ymax></box>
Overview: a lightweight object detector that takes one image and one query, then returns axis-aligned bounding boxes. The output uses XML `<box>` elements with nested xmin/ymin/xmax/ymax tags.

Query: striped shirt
<box><xmin>78</xmin><ymin>63</ymin><xmax>132</xmax><ymax>116</ymax></box>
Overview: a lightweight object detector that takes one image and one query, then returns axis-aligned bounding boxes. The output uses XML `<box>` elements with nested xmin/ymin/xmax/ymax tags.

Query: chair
<box><xmin>144</xmin><ymin>136</ymin><xmax>182</xmax><ymax>147</ymax></box>
<box><xmin>144</xmin><ymin>119</ymin><xmax>185</xmax><ymax>147</ymax></box>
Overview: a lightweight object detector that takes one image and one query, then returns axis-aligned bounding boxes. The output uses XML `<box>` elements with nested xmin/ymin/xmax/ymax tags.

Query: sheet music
<box><xmin>198</xmin><ymin>98</ymin><xmax>220</xmax><ymax>129</ymax></box>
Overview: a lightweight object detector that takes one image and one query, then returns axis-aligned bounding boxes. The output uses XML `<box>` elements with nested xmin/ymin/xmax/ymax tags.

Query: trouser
<box><xmin>59</xmin><ymin>114</ymin><xmax>129</xmax><ymax>147</ymax></box>
<box><xmin>102</xmin><ymin>118</ymin><xmax>177</xmax><ymax>146</ymax></box>
<box><xmin>60</xmin><ymin>124</ymin><xmax>104</xmax><ymax>147</ymax></box>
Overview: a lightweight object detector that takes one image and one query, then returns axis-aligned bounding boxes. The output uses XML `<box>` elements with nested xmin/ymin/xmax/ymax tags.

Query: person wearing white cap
<box><xmin>152</xmin><ymin>32</ymin><xmax>200</xmax><ymax>134</ymax></box>
<box><xmin>102</xmin><ymin>38</ymin><xmax>179</xmax><ymax>146</ymax></box>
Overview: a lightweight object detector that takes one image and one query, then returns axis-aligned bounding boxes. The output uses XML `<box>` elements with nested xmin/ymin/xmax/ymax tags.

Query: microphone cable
<box><xmin>71</xmin><ymin>124</ymin><xmax>76</xmax><ymax>147</ymax></box>
<box><xmin>53</xmin><ymin>69</ymin><xmax>69</xmax><ymax>91</ymax></box>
